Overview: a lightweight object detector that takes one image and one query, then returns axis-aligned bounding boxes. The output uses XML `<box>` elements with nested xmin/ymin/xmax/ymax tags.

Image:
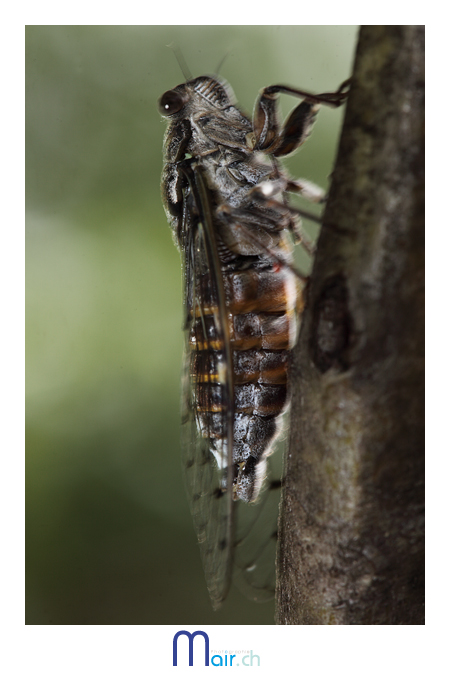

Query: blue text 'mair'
<box><xmin>173</xmin><ymin>631</ymin><xmax>261</xmax><ymax>666</ymax></box>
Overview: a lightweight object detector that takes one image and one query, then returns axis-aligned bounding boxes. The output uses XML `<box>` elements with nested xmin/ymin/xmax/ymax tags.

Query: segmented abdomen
<box><xmin>189</xmin><ymin>258</ymin><xmax>301</xmax><ymax>502</ymax></box>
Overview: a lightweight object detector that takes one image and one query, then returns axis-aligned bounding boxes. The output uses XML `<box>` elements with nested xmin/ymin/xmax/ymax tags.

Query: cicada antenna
<box><xmin>215</xmin><ymin>51</ymin><xmax>231</xmax><ymax>76</ymax></box>
<box><xmin>167</xmin><ymin>43</ymin><xmax>192</xmax><ymax>82</ymax></box>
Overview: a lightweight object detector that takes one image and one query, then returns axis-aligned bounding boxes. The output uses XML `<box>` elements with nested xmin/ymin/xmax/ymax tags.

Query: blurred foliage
<box><xmin>26</xmin><ymin>25</ymin><xmax>358</xmax><ymax>625</ymax></box>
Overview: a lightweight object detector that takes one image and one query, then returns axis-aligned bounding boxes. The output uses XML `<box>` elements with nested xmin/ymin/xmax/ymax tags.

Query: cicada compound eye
<box><xmin>158</xmin><ymin>89</ymin><xmax>187</xmax><ymax>116</ymax></box>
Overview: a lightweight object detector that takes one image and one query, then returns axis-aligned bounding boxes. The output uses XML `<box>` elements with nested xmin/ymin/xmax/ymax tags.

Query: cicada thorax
<box><xmin>189</xmin><ymin>239</ymin><xmax>302</xmax><ymax>504</ymax></box>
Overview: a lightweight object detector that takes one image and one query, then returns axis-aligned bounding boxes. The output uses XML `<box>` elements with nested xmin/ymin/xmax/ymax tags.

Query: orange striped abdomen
<box><xmin>190</xmin><ymin>262</ymin><xmax>302</xmax><ymax>502</ymax></box>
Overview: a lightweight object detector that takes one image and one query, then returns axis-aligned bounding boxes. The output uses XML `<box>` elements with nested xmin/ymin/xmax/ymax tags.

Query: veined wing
<box><xmin>232</xmin><ymin>429</ymin><xmax>285</xmax><ymax>603</ymax></box>
<box><xmin>179</xmin><ymin>162</ymin><xmax>285</xmax><ymax>608</ymax></box>
<box><xmin>180</xmin><ymin>164</ymin><xmax>235</xmax><ymax>610</ymax></box>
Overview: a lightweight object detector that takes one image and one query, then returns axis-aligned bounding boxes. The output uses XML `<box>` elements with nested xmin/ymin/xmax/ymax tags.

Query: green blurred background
<box><xmin>26</xmin><ymin>25</ymin><xmax>358</xmax><ymax>625</ymax></box>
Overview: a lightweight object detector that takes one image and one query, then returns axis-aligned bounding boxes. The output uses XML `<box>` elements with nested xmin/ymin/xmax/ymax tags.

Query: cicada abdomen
<box><xmin>159</xmin><ymin>74</ymin><xmax>349</xmax><ymax>608</ymax></box>
<box><xmin>190</xmin><ymin>241</ymin><xmax>302</xmax><ymax>503</ymax></box>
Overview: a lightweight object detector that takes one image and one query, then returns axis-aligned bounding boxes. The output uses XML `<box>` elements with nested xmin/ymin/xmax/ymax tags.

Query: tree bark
<box><xmin>276</xmin><ymin>26</ymin><xmax>425</xmax><ymax>625</ymax></box>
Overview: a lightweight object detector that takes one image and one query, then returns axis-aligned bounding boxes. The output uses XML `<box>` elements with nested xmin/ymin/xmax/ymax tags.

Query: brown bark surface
<box><xmin>276</xmin><ymin>25</ymin><xmax>425</xmax><ymax>625</ymax></box>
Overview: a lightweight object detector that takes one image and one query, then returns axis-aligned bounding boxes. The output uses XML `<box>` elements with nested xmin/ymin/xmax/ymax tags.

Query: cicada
<box><xmin>159</xmin><ymin>73</ymin><xmax>349</xmax><ymax>609</ymax></box>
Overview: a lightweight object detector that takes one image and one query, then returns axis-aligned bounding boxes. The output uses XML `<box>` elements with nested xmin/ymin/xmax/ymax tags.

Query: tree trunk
<box><xmin>276</xmin><ymin>25</ymin><xmax>425</xmax><ymax>625</ymax></box>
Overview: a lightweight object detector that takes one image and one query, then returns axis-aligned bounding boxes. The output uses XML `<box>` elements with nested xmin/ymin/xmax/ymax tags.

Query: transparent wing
<box><xmin>179</xmin><ymin>163</ymin><xmax>285</xmax><ymax>609</ymax></box>
<box><xmin>181</xmin><ymin>383</ymin><xmax>235</xmax><ymax>609</ymax></box>
<box><xmin>233</xmin><ymin>481</ymin><xmax>280</xmax><ymax>602</ymax></box>
<box><xmin>180</xmin><ymin>166</ymin><xmax>235</xmax><ymax>610</ymax></box>
<box><xmin>232</xmin><ymin>413</ymin><xmax>287</xmax><ymax>603</ymax></box>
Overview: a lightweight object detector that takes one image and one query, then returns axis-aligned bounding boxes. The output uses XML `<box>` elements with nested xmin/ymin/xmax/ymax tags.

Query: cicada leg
<box><xmin>253</xmin><ymin>79</ymin><xmax>350</xmax><ymax>157</ymax></box>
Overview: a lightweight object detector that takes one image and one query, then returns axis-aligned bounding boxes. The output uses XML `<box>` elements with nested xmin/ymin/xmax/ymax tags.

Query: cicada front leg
<box><xmin>249</xmin><ymin>79</ymin><xmax>351</xmax><ymax>245</ymax></box>
<box><xmin>161</xmin><ymin>119</ymin><xmax>192</xmax><ymax>246</ymax></box>
<box><xmin>252</xmin><ymin>79</ymin><xmax>350</xmax><ymax>157</ymax></box>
